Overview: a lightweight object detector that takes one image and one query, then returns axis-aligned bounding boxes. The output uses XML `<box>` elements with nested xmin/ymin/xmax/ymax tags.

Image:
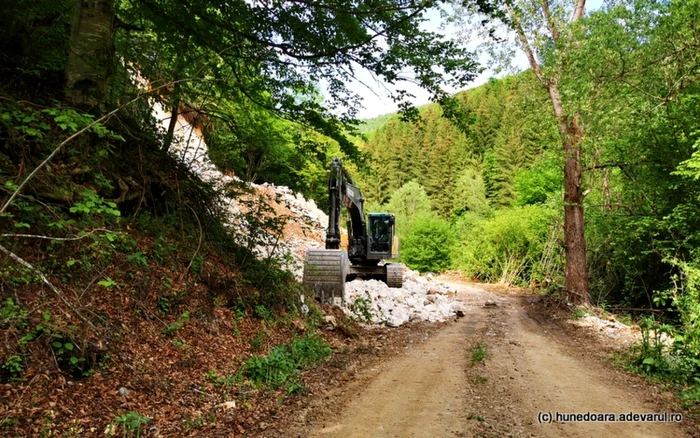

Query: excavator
<box><xmin>303</xmin><ymin>158</ymin><xmax>403</xmax><ymax>305</ymax></box>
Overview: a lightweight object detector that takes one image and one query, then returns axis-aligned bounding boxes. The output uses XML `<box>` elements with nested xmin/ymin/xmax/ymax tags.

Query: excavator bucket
<box><xmin>385</xmin><ymin>263</ymin><xmax>403</xmax><ymax>288</ymax></box>
<box><xmin>303</xmin><ymin>249</ymin><xmax>349</xmax><ymax>305</ymax></box>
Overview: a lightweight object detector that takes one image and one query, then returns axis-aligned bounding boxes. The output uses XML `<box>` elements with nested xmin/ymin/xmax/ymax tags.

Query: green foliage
<box><xmin>286</xmin><ymin>335</ymin><xmax>333</xmax><ymax>369</ymax></box>
<box><xmin>8</xmin><ymin>309</ymin><xmax>94</xmax><ymax>377</ymax></box>
<box><xmin>467</xmin><ymin>414</ymin><xmax>486</xmax><ymax>422</ymax></box>
<box><xmin>51</xmin><ymin>337</ymin><xmax>85</xmax><ymax>374</ymax></box>
<box><xmin>514</xmin><ymin>152</ymin><xmax>562</xmax><ymax>206</ymax></box>
<box><xmin>675</xmin><ymin>136</ymin><xmax>700</xmax><ymax>181</ymax></box>
<box><xmin>0</xmin><ymin>106</ymin><xmax>52</xmax><ymax>138</ymax></box>
<box><xmin>453</xmin><ymin>167</ymin><xmax>490</xmax><ymax>216</ymax></box>
<box><xmin>358</xmin><ymin>73</ymin><xmax>556</xmax><ymax>212</ymax></box>
<box><xmin>0</xmin><ymin>417</ymin><xmax>19</xmax><ymax>432</ymax></box>
<box><xmin>127</xmin><ymin>252</ymin><xmax>148</xmax><ymax>267</ymax></box>
<box><xmin>400</xmin><ymin>214</ymin><xmax>454</xmax><ymax>273</ymax></box>
<box><xmin>110</xmin><ymin>0</ymin><xmax>481</xmax><ymax>173</ymax></box>
<box><xmin>471</xmin><ymin>344</ymin><xmax>488</xmax><ymax>364</ymax></box>
<box><xmin>157</xmin><ymin>295</ymin><xmax>171</xmax><ymax>315</ymax></box>
<box><xmin>242</xmin><ymin>334</ymin><xmax>331</xmax><ymax>390</ymax></box>
<box><xmin>98</xmin><ymin>278</ymin><xmax>118</xmax><ymax>289</ymax></box>
<box><xmin>2</xmin><ymin>0</ymin><xmax>700</xmax><ymax>424</ymax></box>
<box><xmin>249</xmin><ymin>329</ymin><xmax>268</xmax><ymax>352</ymax></box>
<box><xmin>349</xmin><ymin>291</ymin><xmax>374</xmax><ymax>323</ymax></box>
<box><xmin>242</xmin><ymin>350</ymin><xmax>297</xmax><ymax>390</ymax></box>
<box><xmin>622</xmin><ymin>256</ymin><xmax>700</xmax><ymax>403</ymax></box>
<box><xmin>162</xmin><ymin>312</ymin><xmax>189</xmax><ymax>337</ymax></box>
<box><xmin>571</xmin><ymin>308</ymin><xmax>588</xmax><ymax>321</ymax></box>
<box><xmin>43</xmin><ymin>108</ymin><xmax>125</xmax><ymax>141</ymax></box>
<box><xmin>384</xmin><ymin>181</ymin><xmax>432</xmax><ymax>237</ymax></box>
<box><xmin>622</xmin><ymin>317</ymin><xmax>692</xmax><ymax>387</ymax></box>
<box><xmin>0</xmin><ymin>263</ymin><xmax>38</xmax><ymax>287</ymax></box>
<box><xmin>171</xmin><ymin>338</ymin><xmax>187</xmax><ymax>350</ymax></box>
<box><xmin>254</xmin><ymin>305</ymin><xmax>274</xmax><ymax>321</ymax></box>
<box><xmin>1</xmin><ymin>298</ymin><xmax>27</xmax><ymax>330</ymax></box>
<box><xmin>453</xmin><ymin>205</ymin><xmax>561</xmax><ymax>286</ymax></box>
<box><xmin>0</xmin><ymin>103</ymin><xmax>125</xmax><ymax>146</ymax></box>
<box><xmin>1</xmin><ymin>355</ymin><xmax>24</xmax><ymax>381</ymax></box>
<box><xmin>69</xmin><ymin>190</ymin><xmax>121</xmax><ymax>217</ymax></box>
<box><xmin>110</xmin><ymin>412</ymin><xmax>150</xmax><ymax>438</ymax></box>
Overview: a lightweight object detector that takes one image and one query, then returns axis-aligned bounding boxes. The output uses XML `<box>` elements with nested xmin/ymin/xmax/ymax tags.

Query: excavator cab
<box><xmin>367</xmin><ymin>213</ymin><xmax>395</xmax><ymax>260</ymax></box>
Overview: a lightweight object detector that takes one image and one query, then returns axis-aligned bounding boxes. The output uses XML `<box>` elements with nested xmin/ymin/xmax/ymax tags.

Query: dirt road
<box><xmin>304</xmin><ymin>281</ymin><xmax>692</xmax><ymax>438</ymax></box>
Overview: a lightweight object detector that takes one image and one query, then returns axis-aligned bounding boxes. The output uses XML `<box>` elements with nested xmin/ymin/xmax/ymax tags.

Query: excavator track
<box><xmin>303</xmin><ymin>249</ymin><xmax>349</xmax><ymax>305</ymax></box>
<box><xmin>385</xmin><ymin>263</ymin><xmax>403</xmax><ymax>288</ymax></box>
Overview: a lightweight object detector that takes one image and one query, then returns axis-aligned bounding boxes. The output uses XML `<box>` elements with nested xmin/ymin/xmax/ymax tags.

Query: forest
<box><xmin>1</xmin><ymin>0</ymin><xmax>699</xmax><ymax>435</ymax></box>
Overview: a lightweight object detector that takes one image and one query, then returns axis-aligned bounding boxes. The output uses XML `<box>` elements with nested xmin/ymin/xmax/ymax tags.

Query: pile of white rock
<box><xmin>344</xmin><ymin>268</ymin><xmax>463</xmax><ymax>327</ymax></box>
<box><xmin>152</xmin><ymin>103</ymin><xmax>325</xmax><ymax>277</ymax></box>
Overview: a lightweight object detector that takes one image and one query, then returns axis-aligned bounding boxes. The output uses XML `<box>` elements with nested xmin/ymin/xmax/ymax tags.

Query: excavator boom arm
<box><xmin>325</xmin><ymin>158</ymin><xmax>367</xmax><ymax>258</ymax></box>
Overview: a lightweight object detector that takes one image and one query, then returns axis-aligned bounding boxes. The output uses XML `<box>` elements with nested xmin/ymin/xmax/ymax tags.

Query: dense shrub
<box><xmin>452</xmin><ymin>205</ymin><xmax>561</xmax><ymax>286</ymax></box>
<box><xmin>400</xmin><ymin>214</ymin><xmax>454</xmax><ymax>273</ymax></box>
<box><xmin>622</xmin><ymin>257</ymin><xmax>700</xmax><ymax>404</ymax></box>
<box><xmin>513</xmin><ymin>152</ymin><xmax>562</xmax><ymax>206</ymax></box>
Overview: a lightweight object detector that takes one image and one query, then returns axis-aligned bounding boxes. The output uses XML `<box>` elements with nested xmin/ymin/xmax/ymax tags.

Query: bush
<box><xmin>513</xmin><ymin>152</ymin><xmax>562</xmax><ymax>206</ymax></box>
<box><xmin>452</xmin><ymin>167</ymin><xmax>490</xmax><ymax>216</ymax></box>
<box><xmin>452</xmin><ymin>205</ymin><xmax>561</xmax><ymax>285</ymax></box>
<box><xmin>400</xmin><ymin>214</ymin><xmax>454</xmax><ymax>273</ymax></box>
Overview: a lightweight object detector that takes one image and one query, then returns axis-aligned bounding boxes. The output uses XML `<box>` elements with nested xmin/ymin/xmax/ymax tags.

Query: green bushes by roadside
<box><xmin>400</xmin><ymin>214</ymin><xmax>454</xmax><ymax>273</ymax></box>
<box><xmin>452</xmin><ymin>205</ymin><xmax>561</xmax><ymax>286</ymax></box>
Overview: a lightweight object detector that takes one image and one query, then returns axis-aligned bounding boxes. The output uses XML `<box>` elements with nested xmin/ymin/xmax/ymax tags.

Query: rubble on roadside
<box><xmin>571</xmin><ymin>313</ymin><xmax>641</xmax><ymax>346</ymax></box>
<box><xmin>152</xmin><ymin>102</ymin><xmax>326</xmax><ymax>278</ymax></box>
<box><xmin>344</xmin><ymin>268</ymin><xmax>464</xmax><ymax>327</ymax></box>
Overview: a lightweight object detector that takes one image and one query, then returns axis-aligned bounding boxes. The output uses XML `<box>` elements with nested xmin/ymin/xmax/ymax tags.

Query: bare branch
<box><xmin>182</xmin><ymin>205</ymin><xmax>203</xmax><ymax>278</ymax></box>
<box><xmin>582</xmin><ymin>162</ymin><xmax>630</xmax><ymax>172</ymax></box>
<box><xmin>0</xmin><ymin>78</ymin><xmax>203</xmax><ymax>214</ymax></box>
<box><xmin>1</xmin><ymin>228</ymin><xmax>116</xmax><ymax>241</ymax></box>
<box><xmin>0</xmin><ymin>243</ymin><xmax>95</xmax><ymax>330</ymax></box>
<box><xmin>573</xmin><ymin>0</ymin><xmax>586</xmax><ymax>22</ymax></box>
<box><xmin>541</xmin><ymin>0</ymin><xmax>560</xmax><ymax>41</ymax></box>
<box><xmin>506</xmin><ymin>4</ymin><xmax>548</xmax><ymax>88</ymax></box>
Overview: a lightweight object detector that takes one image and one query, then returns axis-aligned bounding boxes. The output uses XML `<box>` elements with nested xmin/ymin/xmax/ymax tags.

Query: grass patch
<box><xmin>613</xmin><ymin>317</ymin><xmax>700</xmax><ymax>410</ymax></box>
<box><xmin>242</xmin><ymin>334</ymin><xmax>331</xmax><ymax>390</ymax></box>
<box><xmin>471</xmin><ymin>343</ymin><xmax>488</xmax><ymax>364</ymax></box>
<box><xmin>467</xmin><ymin>413</ymin><xmax>486</xmax><ymax>422</ymax></box>
<box><xmin>571</xmin><ymin>307</ymin><xmax>588</xmax><ymax>320</ymax></box>
<box><xmin>471</xmin><ymin>375</ymin><xmax>488</xmax><ymax>384</ymax></box>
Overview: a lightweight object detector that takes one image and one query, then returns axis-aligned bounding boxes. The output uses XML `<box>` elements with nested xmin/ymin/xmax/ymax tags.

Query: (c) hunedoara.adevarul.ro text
<box><xmin>537</xmin><ymin>411</ymin><xmax>683</xmax><ymax>424</ymax></box>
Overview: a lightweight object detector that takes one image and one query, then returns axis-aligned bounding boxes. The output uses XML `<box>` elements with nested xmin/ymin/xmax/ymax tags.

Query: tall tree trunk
<box><xmin>507</xmin><ymin>0</ymin><xmax>590</xmax><ymax>304</ymax></box>
<box><xmin>549</xmin><ymin>85</ymin><xmax>590</xmax><ymax>304</ymax></box>
<box><xmin>563</xmin><ymin>131</ymin><xmax>589</xmax><ymax>303</ymax></box>
<box><xmin>64</xmin><ymin>0</ymin><xmax>115</xmax><ymax>108</ymax></box>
